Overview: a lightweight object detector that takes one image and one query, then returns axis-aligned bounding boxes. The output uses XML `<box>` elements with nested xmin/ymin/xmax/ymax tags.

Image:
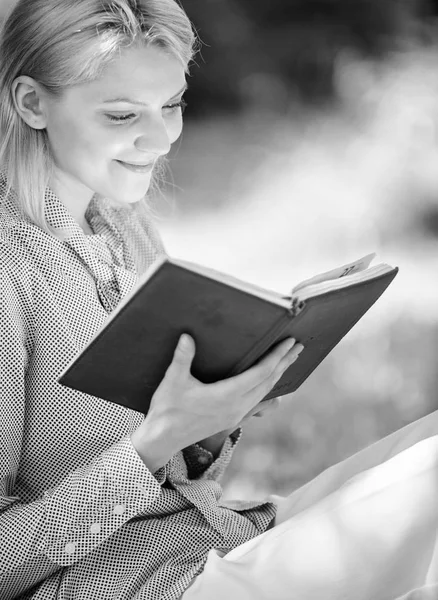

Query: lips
<box><xmin>116</xmin><ymin>160</ymin><xmax>155</xmax><ymax>173</ymax></box>
<box><xmin>121</xmin><ymin>160</ymin><xmax>154</xmax><ymax>167</ymax></box>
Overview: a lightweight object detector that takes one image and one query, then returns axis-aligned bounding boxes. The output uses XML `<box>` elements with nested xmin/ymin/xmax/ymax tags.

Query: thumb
<box><xmin>169</xmin><ymin>334</ymin><xmax>196</xmax><ymax>376</ymax></box>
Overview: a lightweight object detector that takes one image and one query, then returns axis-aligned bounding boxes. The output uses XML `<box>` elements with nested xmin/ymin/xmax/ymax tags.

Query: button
<box><xmin>64</xmin><ymin>542</ymin><xmax>76</xmax><ymax>555</ymax></box>
<box><xmin>113</xmin><ymin>504</ymin><xmax>126</xmax><ymax>516</ymax></box>
<box><xmin>89</xmin><ymin>522</ymin><xmax>101</xmax><ymax>534</ymax></box>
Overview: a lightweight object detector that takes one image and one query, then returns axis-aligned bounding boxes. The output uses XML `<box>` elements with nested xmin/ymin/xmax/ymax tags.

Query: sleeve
<box><xmin>0</xmin><ymin>265</ymin><xmax>166</xmax><ymax>599</ymax></box>
<box><xmin>182</xmin><ymin>429</ymin><xmax>242</xmax><ymax>481</ymax></box>
<box><xmin>183</xmin><ymin>443</ymin><xmax>215</xmax><ymax>478</ymax></box>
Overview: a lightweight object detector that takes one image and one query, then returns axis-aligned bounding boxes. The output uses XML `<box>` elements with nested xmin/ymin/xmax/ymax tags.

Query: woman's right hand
<box><xmin>130</xmin><ymin>334</ymin><xmax>303</xmax><ymax>472</ymax></box>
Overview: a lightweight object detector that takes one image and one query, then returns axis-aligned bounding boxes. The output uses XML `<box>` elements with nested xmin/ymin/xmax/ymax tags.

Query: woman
<box><xmin>0</xmin><ymin>1</ymin><xmax>436</xmax><ymax>599</ymax></box>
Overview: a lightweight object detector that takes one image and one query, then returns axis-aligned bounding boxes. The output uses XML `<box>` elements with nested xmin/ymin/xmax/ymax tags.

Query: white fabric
<box><xmin>182</xmin><ymin>411</ymin><xmax>438</xmax><ymax>600</ymax></box>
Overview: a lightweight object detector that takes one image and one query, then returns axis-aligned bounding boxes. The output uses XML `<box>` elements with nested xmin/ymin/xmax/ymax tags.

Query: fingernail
<box><xmin>286</xmin><ymin>338</ymin><xmax>296</xmax><ymax>350</ymax></box>
<box><xmin>179</xmin><ymin>334</ymin><xmax>190</xmax><ymax>349</ymax></box>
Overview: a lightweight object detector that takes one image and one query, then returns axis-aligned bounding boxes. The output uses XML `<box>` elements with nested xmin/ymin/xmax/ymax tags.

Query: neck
<box><xmin>49</xmin><ymin>169</ymin><xmax>95</xmax><ymax>235</ymax></box>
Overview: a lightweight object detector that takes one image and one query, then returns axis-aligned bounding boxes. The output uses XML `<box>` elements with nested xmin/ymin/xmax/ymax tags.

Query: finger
<box><xmin>276</xmin><ymin>343</ymin><xmax>304</xmax><ymax>373</ymax></box>
<box><xmin>243</xmin><ymin>346</ymin><xmax>303</xmax><ymax>405</ymax></box>
<box><xmin>239</xmin><ymin>399</ymin><xmax>282</xmax><ymax>430</ymax></box>
<box><xmin>223</xmin><ymin>337</ymin><xmax>297</xmax><ymax>394</ymax></box>
<box><xmin>245</xmin><ymin>398</ymin><xmax>277</xmax><ymax>419</ymax></box>
<box><xmin>239</xmin><ymin>340</ymin><xmax>303</xmax><ymax>398</ymax></box>
<box><xmin>166</xmin><ymin>334</ymin><xmax>196</xmax><ymax>379</ymax></box>
<box><xmin>252</xmin><ymin>396</ymin><xmax>282</xmax><ymax>417</ymax></box>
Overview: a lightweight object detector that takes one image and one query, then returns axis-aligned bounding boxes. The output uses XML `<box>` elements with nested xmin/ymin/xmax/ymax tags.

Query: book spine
<box><xmin>290</xmin><ymin>296</ymin><xmax>306</xmax><ymax>317</ymax></box>
<box><xmin>229</xmin><ymin>310</ymin><xmax>294</xmax><ymax>377</ymax></box>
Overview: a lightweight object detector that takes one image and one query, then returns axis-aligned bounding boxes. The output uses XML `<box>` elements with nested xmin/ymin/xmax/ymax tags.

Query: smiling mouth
<box><xmin>116</xmin><ymin>160</ymin><xmax>155</xmax><ymax>173</ymax></box>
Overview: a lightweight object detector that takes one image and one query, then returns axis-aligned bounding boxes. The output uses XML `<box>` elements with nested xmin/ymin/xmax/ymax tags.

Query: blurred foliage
<box><xmin>181</xmin><ymin>0</ymin><xmax>435</xmax><ymax>115</ymax></box>
<box><xmin>162</xmin><ymin>2</ymin><xmax>438</xmax><ymax>498</ymax></box>
<box><xmin>221</xmin><ymin>317</ymin><xmax>438</xmax><ymax>500</ymax></box>
<box><xmin>0</xmin><ymin>0</ymin><xmax>434</xmax><ymax>113</ymax></box>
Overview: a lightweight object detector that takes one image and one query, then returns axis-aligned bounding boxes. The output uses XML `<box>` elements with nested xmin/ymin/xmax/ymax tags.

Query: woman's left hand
<box><xmin>196</xmin><ymin>397</ymin><xmax>283</xmax><ymax>457</ymax></box>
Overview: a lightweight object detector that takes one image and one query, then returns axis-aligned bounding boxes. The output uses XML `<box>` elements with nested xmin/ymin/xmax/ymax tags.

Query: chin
<box><xmin>99</xmin><ymin>174</ymin><xmax>153</xmax><ymax>205</ymax></box>
<box><xmin>106</xmin><ymin>190</ymin><xmax>148</xmax><ymax>207</ymax></box>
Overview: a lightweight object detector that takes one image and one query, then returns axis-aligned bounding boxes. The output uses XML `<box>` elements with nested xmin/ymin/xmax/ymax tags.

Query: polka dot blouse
<box><xmin>0</xmin><ymin>181</ymin><xmax>276</xmax><ymax>600</ymax></box>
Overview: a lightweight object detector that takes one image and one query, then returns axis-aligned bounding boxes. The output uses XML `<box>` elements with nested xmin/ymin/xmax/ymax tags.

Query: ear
<box><xmin>12</xmin><ymin>75</ymin><xmax>48</xmax><ymax>130</ymax></box>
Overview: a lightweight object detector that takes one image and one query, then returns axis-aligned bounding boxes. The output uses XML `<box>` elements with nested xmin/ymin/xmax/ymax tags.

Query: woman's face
<box><xmin>42</xmin><ymin>43</ymin><xmax>187</xmax><ymax>206</ymax></box>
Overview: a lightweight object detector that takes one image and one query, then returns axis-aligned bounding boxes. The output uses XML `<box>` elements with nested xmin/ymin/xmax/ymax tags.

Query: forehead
<box><xmin>69</xmin><ymin>44</ymin><xmax>187</xmax><ymax>105</ymax></box>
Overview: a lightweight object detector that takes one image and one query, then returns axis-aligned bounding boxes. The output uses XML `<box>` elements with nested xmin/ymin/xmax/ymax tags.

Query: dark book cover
<box><xmin>59</xmin><ymin>258</ymin><xmax>398</xmax><ymax>414</ymax></box>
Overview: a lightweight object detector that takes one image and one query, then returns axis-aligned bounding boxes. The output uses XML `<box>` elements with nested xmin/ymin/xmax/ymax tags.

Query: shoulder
<box><xmin>0</xmin><ymin>186</ymin><xmax>34</xmax><ymax>267</ymax></box>
<box><xmin>0</xmin><ymin>214</ymin><xmax>41</xmax><ymax>286</ymax></box>
<box><xmin>0</xmin><ymin>196</ymin><xmax>41</xmax><ymax>322</ymax></box>
<box><xmin>0</xmin><ymin>186</ymin><xmax>62</xmax><ymax>279</ymax></box>
<box><xmin>0</xmin><ymin>235</ymin><xmax>35</xmax><ymax>317</ymax></box>
<box><xmin>0</xmin><ymin>239</ymin><xmax>35</xmax><ymax>361</ymax></box>
<box><xmin>0</xmin><ymin>232</ymin><xmax>34</xmax><ymax>279</ymax></box>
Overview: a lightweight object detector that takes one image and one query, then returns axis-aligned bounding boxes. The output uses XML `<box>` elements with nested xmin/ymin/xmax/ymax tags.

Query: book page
<box><xmin>293</xmin><ymin>263</ymin><xmax>395</xmax><ymax>302</ymax></box>
<box><xmin>291</xmin><ymin>253</ymin><xmax>377</xmax><ymax>294</ymax></box>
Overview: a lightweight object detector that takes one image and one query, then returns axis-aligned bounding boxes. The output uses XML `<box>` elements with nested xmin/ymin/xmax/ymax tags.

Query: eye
<box><xmin>105</xmin><ymin>113</ymin><xmax>136</xmax><ymax>123</ymax></box>
<box><xmin>163</xmin><ymin>98</ymin><xmax>187</xmax><ymax>114</ymax></box>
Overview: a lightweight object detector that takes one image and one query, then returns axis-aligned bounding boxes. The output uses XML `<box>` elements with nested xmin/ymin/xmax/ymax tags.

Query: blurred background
<box><xmin>3</xmin><ymin>0</ymin><xmax>438</xmax><ymax>499</ymax></box>
<box><xmin>165</xmin><ymin>0</ymin><xmax>438</xmax><ymax>500</ymax></box>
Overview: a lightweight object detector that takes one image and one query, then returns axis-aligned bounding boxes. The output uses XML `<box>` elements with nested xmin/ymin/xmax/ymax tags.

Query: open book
<box><xmin>59</xmin><ymin>253</ymin><xmax>398</xmax><ymax>414</ymax></box>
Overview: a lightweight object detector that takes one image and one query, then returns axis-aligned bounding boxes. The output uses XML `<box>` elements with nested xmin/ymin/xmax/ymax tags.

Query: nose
<box><xmin>134</xmin><ymin>113</ymin><xmax>172</xmax><ymax>157</ymax></box>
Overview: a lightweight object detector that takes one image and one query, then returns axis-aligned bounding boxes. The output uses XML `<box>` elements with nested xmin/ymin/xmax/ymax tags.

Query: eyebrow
<box><xmin>101</xmin><ymin>83</ymin><xmax>188</xmax><ymax>106</ymax></box>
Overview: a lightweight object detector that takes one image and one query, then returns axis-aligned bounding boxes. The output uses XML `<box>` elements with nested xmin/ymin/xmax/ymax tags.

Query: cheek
<box><xmin>46</xmin><ymin>118</ymin><xmax>94</xmax><ymax>166</ymax></box>
<box><xmin>47</xmin><ymin>113</ymin><xmax>113</xmax><ymax>160</ymax></box>
<box><xmin>167</xmin><ymin>115</ymin><xmax>184</xmax><ymax>144</ymax></box>
<box><xmin>46</xmin><ymin>120</ymin><xmax>73</xmax><ymax>157</ymax></box>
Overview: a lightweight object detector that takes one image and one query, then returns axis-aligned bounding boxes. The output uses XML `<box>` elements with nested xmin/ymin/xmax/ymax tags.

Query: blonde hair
<box><xmin>0</xmin><ymin>0</ymin><xmax>197</xmax><ymax>232</ymax></box>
